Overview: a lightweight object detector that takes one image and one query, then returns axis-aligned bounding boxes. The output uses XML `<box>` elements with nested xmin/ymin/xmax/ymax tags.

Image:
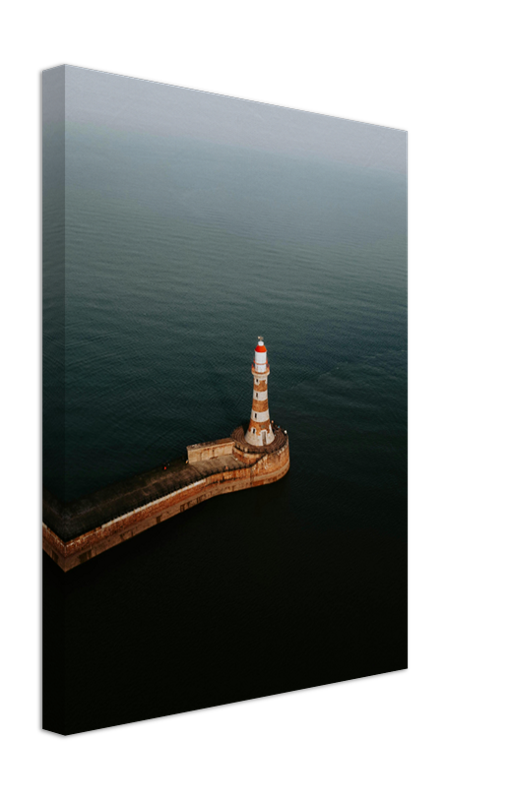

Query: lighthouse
<box><xmin>245</xmin><ymin>337</ymin><xmax>276</xmax><ymax>447</ymax></box>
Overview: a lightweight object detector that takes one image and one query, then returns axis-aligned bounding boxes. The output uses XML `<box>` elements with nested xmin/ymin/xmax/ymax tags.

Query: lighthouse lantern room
<box><xmin>245</xmin><ymin>337</ymin><xmax>276</xmax><ymax>447</ymax></box>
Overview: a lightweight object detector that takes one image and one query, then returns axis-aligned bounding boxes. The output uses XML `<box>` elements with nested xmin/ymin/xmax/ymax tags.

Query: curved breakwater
<box><xmin>43</xmin><ymin>427</ymin><xmax>290</xmax><ymax>572</ymax></box>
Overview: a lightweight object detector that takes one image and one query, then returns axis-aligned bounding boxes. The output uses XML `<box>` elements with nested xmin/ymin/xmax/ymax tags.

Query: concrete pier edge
<box><xmin>43</xmin><ymin>425</ymin><xmax>290</xmax><ymax>571</ymax></box>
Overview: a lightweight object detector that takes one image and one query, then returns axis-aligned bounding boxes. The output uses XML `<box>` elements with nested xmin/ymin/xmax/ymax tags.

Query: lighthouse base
<box><xmin>244</xmin><ymin>425</ymin><xmax>275</xmax><ymax>447</ymax></box>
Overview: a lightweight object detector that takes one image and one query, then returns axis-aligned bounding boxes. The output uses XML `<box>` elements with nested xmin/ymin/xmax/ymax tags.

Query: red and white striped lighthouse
<box><xmin>245</xmin><ymin>337</ymin><xmax>276</xmax><ymax>447</ymax></box>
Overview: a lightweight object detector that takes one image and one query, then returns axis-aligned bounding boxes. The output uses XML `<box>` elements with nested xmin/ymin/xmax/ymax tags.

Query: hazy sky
<box><xmin>62</xmin><ymin>65</ymin><xmax>407</xmax><ymax>176</ymax></box>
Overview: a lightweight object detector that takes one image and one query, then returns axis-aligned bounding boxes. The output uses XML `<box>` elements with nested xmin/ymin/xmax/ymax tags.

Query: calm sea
<box><xmin>43</xmin><ymin>68</ymin><xmax>407</xmax><ymax>734</ymax></box>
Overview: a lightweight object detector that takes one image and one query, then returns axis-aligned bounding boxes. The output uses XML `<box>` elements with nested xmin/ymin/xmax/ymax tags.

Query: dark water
<box><xmin>43</xmin><ymin>67</ymin><xmax>407</xmax><ymax>734</ymax></box>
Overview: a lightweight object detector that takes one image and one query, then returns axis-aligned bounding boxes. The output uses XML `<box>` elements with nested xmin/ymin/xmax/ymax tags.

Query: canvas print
<box><xmin>43</xmin><ymin>66</ymin><xmax>407</xmax><ymax>735</ymax></box>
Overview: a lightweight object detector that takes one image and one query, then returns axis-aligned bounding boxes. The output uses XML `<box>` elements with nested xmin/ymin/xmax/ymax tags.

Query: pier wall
<box><xmin>187</xmin><ymin>438</ymin><xmax>234</xmax><ymax>463</ymax></box>
<box><xmin>43</xmin><ymin>435</ymin><xmax>289</xmax><ymax>572</ymax></box>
